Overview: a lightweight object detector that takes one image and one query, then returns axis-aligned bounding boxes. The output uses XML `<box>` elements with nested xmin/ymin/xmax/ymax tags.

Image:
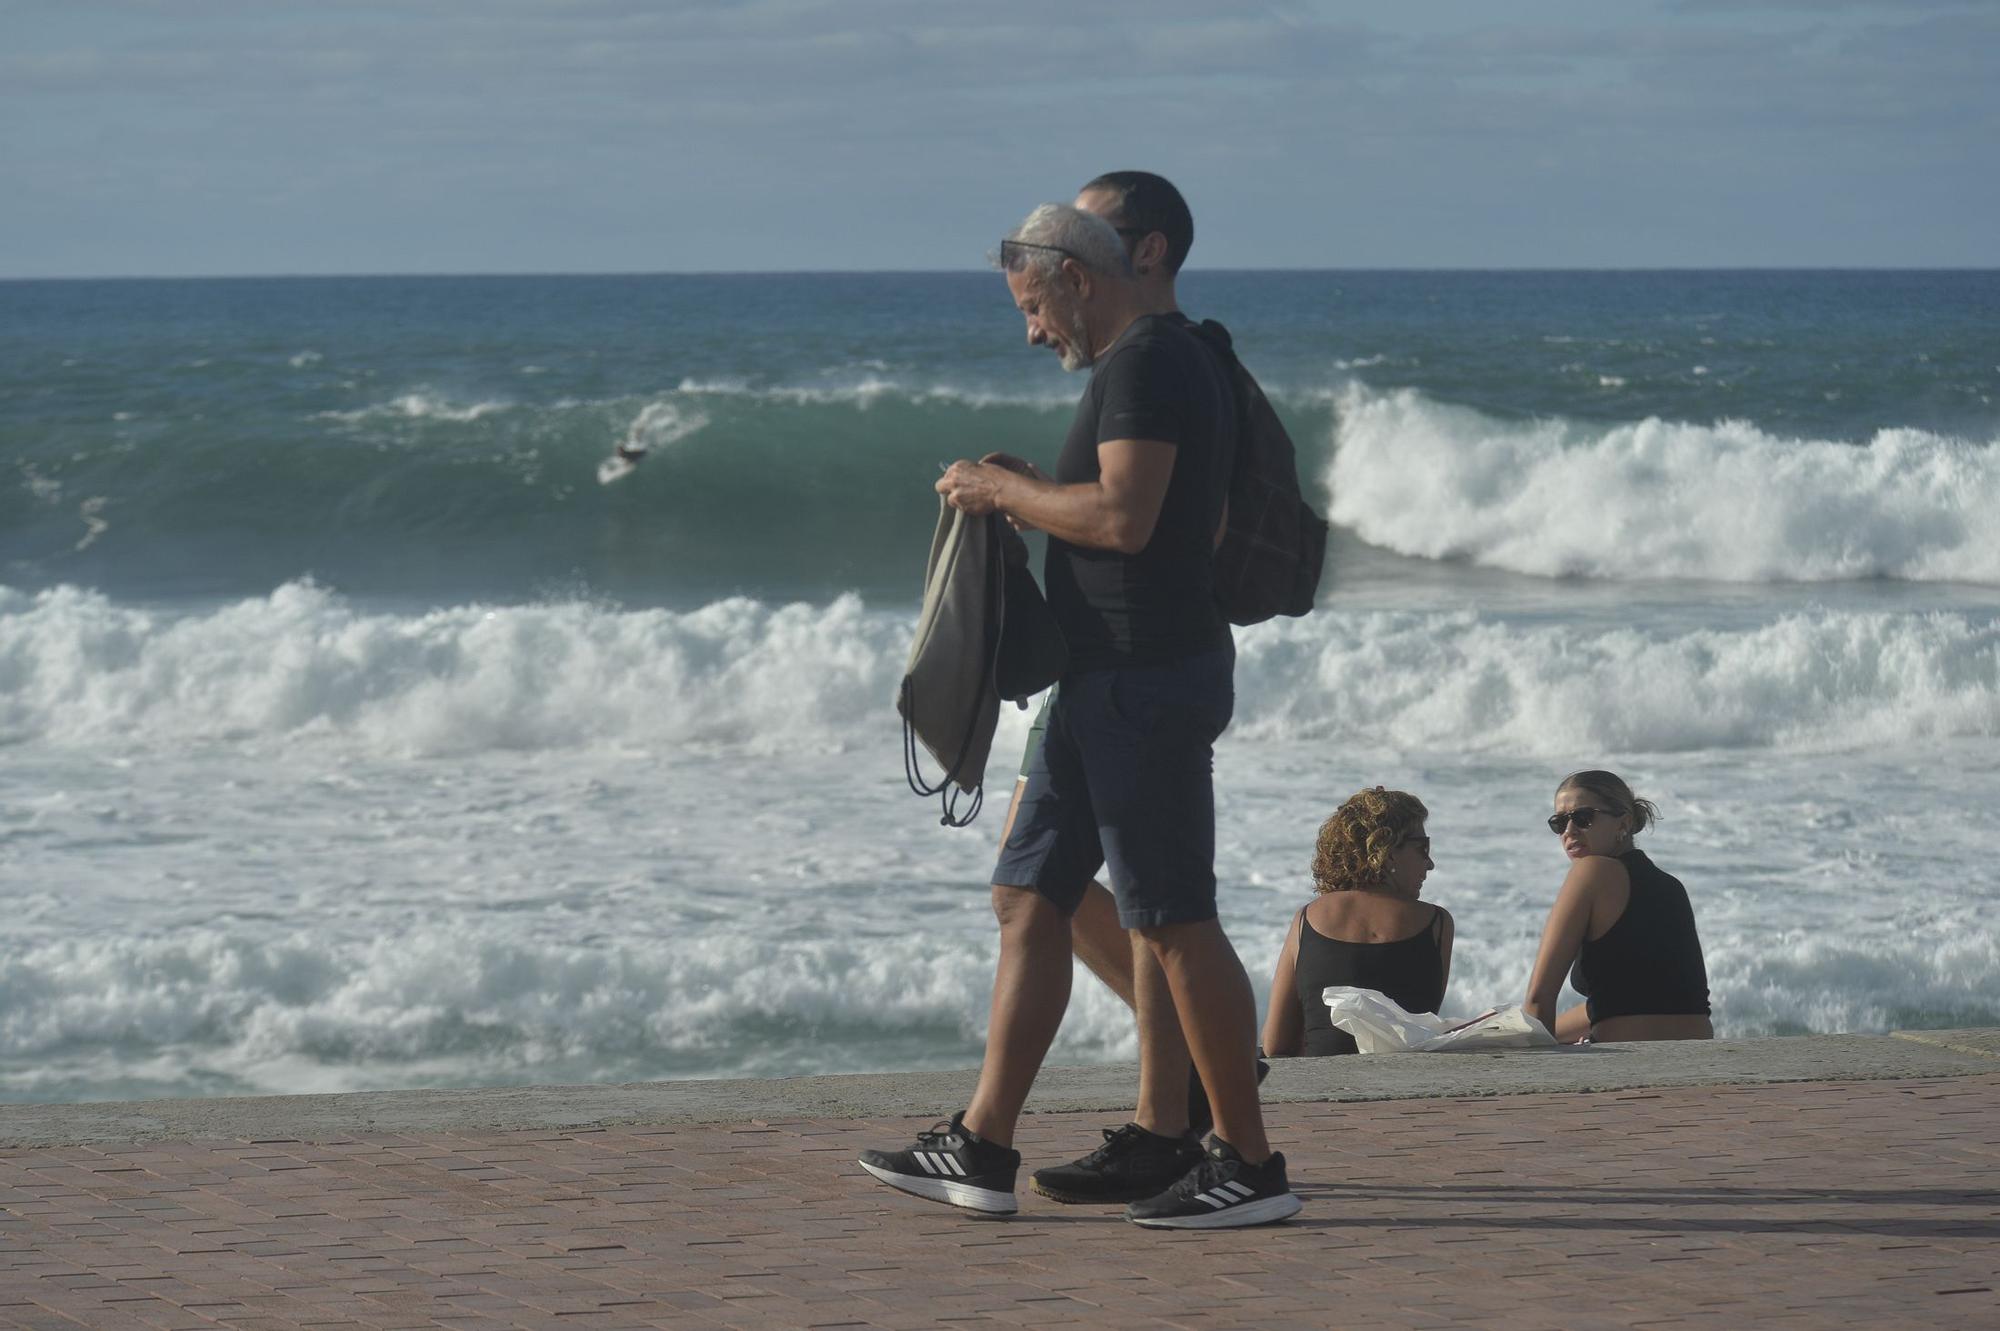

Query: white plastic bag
<box><xmin>1320</xmin><ymin>986</ymin><xmax>1558</xmax><ymax>1053</ymax></box>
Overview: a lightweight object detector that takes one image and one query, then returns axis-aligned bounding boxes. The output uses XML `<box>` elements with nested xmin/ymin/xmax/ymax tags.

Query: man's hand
<box><xmin>977</xmin><ymin>453</ymin><xmax>1050</xmax><ymax>530</ymax></box>
<box><xmin>936</xmin><ymin>459</ymin><xmax>1010</xmax><ymax>516</ymax></box>
<box><xmin>979</xmin><ymin>451</ymin><xmax>1051</xmax><ymax>483</ymax></box>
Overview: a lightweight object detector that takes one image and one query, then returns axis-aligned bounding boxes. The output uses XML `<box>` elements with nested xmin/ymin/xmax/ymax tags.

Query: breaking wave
<box><xmin>1329</xmin><ymin>385</ymin><xmax>2000</xmax><ymax>584</ymax></box>
<box><xmin>4</xmin><ymin>582</ymin><xmax>1995</xmax><ymax>758</ymax></box>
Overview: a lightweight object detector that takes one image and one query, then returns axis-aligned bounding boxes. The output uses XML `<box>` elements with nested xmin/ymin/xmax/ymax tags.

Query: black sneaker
<box><xmin>1187</xmin><ymin>1055</ymin><xmax>1272</xmax><ymax>1139</ymax></box>
<box><xmin>1030</xmin><ymin>1122</ymin><xmax>1203</xmax><ymax>1205</ymax></box>
<box><xmin>1125</xmin><ymin>1138</ymin><xmax>1302</xmax><ymax>1230</ymax></box>
<box><xmin>858</xmin><ymin>1112</ymin><xmax>1020</xmax><ymax>1215</ymax></box>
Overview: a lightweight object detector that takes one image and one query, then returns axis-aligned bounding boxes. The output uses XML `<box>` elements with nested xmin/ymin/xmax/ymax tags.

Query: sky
<box><xmin>3</xmin><ymin>0</ymin><xmax>1995</xmax><ymax>277</ymax></box>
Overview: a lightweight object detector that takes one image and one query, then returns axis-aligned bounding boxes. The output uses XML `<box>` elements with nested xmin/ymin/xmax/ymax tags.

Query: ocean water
<box><xmin>2</xmin><ymin>271</ymin><xmax>1997</xmax><ymax>1104</ymax></box>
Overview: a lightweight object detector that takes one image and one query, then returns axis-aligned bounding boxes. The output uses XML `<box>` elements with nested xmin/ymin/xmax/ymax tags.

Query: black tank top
<box><xmin>1294</xmin><ymin>904</ymin><xmax>1448</xmax><ymax>1057</ymax></box>
<box><xmin>1573</xmin><ymin>850</ymin><xmax>1711</xmax><ymax>1022</ymax></box>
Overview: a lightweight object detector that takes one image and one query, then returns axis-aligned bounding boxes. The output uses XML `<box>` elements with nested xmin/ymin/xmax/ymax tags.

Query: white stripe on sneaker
<box><xmin>941</xmin><ymin>1155</ymin><xmax>966</xmax><ymax>1177</ymax></box>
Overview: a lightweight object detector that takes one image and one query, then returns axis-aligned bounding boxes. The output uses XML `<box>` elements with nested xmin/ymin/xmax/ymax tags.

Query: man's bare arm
<box><xmin>936</xmin><ymin>439</ymin><xmax>1175</xmax><ymax>554</ymax></box>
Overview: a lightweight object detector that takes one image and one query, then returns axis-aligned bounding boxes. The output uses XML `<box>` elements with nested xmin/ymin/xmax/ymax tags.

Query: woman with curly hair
<box><xmin>1524</xmin><ymin>770</ymin><xmax>1712</xmax><ymax>1043</ymax></box>
<box><xmin>1260</xmin><ymin>787</ymin><xmax>1453</xmax><ymax>1057</ymax></box>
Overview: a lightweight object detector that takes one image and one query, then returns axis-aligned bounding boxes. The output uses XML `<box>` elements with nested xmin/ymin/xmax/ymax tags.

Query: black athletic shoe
<box><xmin>1125</xmin><ymin>1138</ymin><xmax>1302</xmax><ymax>1230</ymax></box>
<box><xmin>1187</xmin><ymin>1055</ymin><xmax>1272</xmax><ymax>1139</ymax></box>
<box><xmin>858</xmin><ymin>1112</ymin><xmax>1020</xmax><ymax>1215</ymax></box>
<box><xmin>1030</xmin><ymin>1122</ymin><xmax>1204</xmax><ymax>1204</ymax></box>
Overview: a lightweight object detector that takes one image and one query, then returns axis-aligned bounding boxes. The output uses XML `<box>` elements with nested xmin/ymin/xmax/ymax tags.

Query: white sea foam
<box><xmin>5</xmin><ymin>581</ymin><xmax>1996</xmax><ymax>1097</ymax></box>
<box><xmin>18</xmin><ymin>463</ymin><xmax>62</xmax><ymax>505</ymax></box>
<box><xmin>621</xmin><ymin>400</ymin><xmax>707</xmax><ymax>454</ymax></box>
<box><xmin>1328</xmin><ymin>385</ymin><xmax>2000</xmax><ymax>583</ymax></box>
<box><xmin>1</xmin><ymin>767</ymin><xmax>1990</xmax><ymax>1097</ymax></box>
<box><xmin>674</xmin><ymin>375</ymin><xmax>1073</xmax><ymax>411</ymax></box>
<box><xmin>319</xmin><ymin>392</ymin><xmax>511</xmax><ymax>423</ymax></box>
<box><xmin>3</xmin><ymin>584</ymin><xmax>1996</xmax><ymax>759</ymax></box>
<box><xmin>0</xmin><ymin>583</ymin><xmax>906</xmax><ymax>756</ymax></box>
<box><xmin>1230</xmin><ymin>609</ymin><xmax>2000</xmax><ymax>754</ymax></box>
<box><xmin>0</xmin><ymin>927</ymin><xmax>1000</xmax><ymax>1074</ymax></box>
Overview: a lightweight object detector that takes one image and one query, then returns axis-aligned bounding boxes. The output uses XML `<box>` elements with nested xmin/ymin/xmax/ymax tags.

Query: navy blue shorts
<box><xmin>992</xmin><ymin>644</ymin><xmax>1234</xmax><ymax>929</ymax></box>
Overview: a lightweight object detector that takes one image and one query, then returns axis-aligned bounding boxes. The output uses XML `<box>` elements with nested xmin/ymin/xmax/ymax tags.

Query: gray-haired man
<box><xmin>859</xmin><ymin>203</ymin><xmax>1298</xmax><ymax>1230</ymax></box>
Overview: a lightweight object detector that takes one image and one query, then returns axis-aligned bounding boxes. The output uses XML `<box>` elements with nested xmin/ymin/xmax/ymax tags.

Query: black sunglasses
<box><xmin>1399</xmin><ymin>835</ymin><xmax>1431</xmax><ymax>856</ymax></box>
<box><xmin>1547</xmin><ymin>806</ymin><xmax>1623</xmax><ymax>835</ymax></box>
<box><xmin>997</xmin><ymin>238</ymin><xmax>1080</xmax><ymax>272</ymax></box>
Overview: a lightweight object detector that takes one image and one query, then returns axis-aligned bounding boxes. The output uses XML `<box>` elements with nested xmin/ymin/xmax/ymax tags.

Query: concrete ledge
<box><xmin>2</xmin><ymin>1029</ymin><xmax>1994</xmax><ymax>1148</ymax></box>
<box><xmin>1891</xmin><ymin>1026</ymin><xmax>2000</xmax><ymax>1060</ymax></box>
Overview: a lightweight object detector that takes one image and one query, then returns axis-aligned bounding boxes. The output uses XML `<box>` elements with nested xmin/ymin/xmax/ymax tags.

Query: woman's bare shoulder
<box><xmin>1306</xmin><ymin>890</ymin><xmax>1435</xmax><ymax>939</ymax></box>
<box><xmin>1563</xmin><ymin>853</ymin><xmax>1631</xmax><ymax>892</ymax></box>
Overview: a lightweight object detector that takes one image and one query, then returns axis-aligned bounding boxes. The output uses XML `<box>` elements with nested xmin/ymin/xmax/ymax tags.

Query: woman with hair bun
<box><xmin>1525</xmin><ymin>770</ymin><xmax>1713</xmax><ymax>1043</ymax></box>
<box><xmin>1261</xmin><ymin>788</ymin><xmax>1453</xmax><ymax>1057</ymax></box>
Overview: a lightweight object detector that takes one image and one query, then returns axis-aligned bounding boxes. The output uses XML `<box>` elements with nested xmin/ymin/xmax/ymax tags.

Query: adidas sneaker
<box><xmin>1031</xmin><ymin>1122</ymin><xmax>1203</xmax><ymax>1205</ymax></box>
<box><xmin>858</xmin><ymin>1111</ymin><xmax>1020</xmax><ymax>1215</ymax></box>
<box><xmin>1124</xmin><ymin>1137</ymin><xmax>1302</xmax><ymax>1230</ymax></box>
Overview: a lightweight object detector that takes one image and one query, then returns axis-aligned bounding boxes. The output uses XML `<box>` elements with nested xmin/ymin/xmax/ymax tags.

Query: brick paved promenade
<box><xmin>3</xmin><ymin>1055</ymin><xmax>1996</xmax><ymax>1329</ymax></box>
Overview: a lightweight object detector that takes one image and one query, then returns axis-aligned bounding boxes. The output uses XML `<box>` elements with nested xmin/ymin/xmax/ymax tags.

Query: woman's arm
<box><xmin>1435</xmin><ymin>907</ymin><xmax>1455</xmax><ymax>998</ymax></box>
<box><xmin>1523</xmin><ymin>859</ymin><xmax>1618</xmax><ymax>1034</ymax></box>
<box><xmin>1259</xmin><ymin>909</ymin><xmax>1308</xmax><ymax>1057</ymax></box>
<box><xmin>1553</xmin><ymin>1004</ymin><xmax>1593</xmax><ymax>1043</ymax></box>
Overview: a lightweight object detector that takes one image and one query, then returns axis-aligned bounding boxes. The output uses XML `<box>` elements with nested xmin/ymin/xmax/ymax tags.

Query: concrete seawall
<box><xmin>2</xmin><ymin>1028</ymin><xmax>1995</xmax><ymax>1147</ymax></box>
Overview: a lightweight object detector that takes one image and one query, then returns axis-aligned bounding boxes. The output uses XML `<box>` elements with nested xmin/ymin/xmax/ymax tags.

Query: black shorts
<box><xmin>992</xmin><ymin>645</ymin><xmax>1233</xmax><ymax>929</ymax></box>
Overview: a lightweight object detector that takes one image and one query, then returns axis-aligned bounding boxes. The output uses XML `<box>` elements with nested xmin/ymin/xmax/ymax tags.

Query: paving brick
<box><xmin>3</xmin><ymin>1076</ymin><xmax>1999</xmax><ymax>1328</ymax></box>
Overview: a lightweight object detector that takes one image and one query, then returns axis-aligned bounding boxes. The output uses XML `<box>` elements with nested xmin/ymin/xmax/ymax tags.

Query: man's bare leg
<box><xmin>961</xmin><ymin>884</ymin><xmax>1075</xmax><ymax>1149</ymax></box>
<box><xmin>1138</xmin><ymin>918</ymin><xmax>1271</xmax><ymax>1162</ymax></box>
<box><xmin>1041</xmin><ymin>875</ymin><xmax>1195</xmax><ymax>1136</ymax></box>
<box><xmin>1130</xmin><ymin>930</ymin><xmax>1195</xmax><ymax>1137</ymax></box>
<box><xmin>1067</xmin><ymin>880</ymin><xmax>1133</xmax><ymax>1002</ymax></box>
<box><xmin>997</xmin><ymin>781</ymin><xmax>1194</xmax><ymax>1140</ymax></box>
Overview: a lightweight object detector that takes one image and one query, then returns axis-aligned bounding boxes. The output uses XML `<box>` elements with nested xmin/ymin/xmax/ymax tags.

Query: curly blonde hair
<box><xmin>1311</xmin><ymin>787</ymin><xmax>1430</xmax><ymax>894</ymax></box>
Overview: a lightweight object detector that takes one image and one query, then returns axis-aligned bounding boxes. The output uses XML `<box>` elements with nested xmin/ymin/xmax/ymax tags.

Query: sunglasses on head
<box><xmin>997</xmin><ymin>238</ymin><xmax>1081</xmax><ymax>272</ymax></box>
<box><xmin>1547</xmin><ymin>806</ymin><xmax>1623</xmax><ymax>835</ymax></box>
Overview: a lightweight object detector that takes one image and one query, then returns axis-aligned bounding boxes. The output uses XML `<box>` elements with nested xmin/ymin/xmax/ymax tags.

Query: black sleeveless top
<box><xmin>1572</xmin><ymin>850</ymin><xmax>1711</xmax><ymax>1023</ymax></box>
<box><xmin>1294</xmin><ymin>904</ymin><xmax>1448</xmax><ymax>1057</ymax></box>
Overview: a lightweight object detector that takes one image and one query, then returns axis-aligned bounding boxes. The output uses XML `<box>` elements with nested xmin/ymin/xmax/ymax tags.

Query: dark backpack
<box><xmin>1185</xmin><ymin>318</ymin><xmax>1329</xmax><ymax>625</ymax></box>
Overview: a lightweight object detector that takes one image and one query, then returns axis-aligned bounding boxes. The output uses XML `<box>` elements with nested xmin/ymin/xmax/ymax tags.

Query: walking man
<box><xmin>998</xmin><ymin>172</ymin><xmax>1245</xmax><ymax>1202</ymax></box>
<box><xmin>859</xmin><ymin>201</ymin><xmax>1299</xmax><ymax>1229</ymax></box>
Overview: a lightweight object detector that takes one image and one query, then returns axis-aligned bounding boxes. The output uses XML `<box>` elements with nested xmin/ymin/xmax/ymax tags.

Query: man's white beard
<box><xmin>1055</xmin><ymin>304</ymin><xmax>1093</xmax><ymax>372</ymax></box>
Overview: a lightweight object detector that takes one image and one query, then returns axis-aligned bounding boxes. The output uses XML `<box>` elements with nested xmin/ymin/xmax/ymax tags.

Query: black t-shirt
<box><xmin>1045</xmin><ymin>313</ymin><xmax>1235</xmax><ymax>671</ymax></box>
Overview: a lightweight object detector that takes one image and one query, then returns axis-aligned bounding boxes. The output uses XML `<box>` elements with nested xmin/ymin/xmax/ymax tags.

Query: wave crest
<box><xmin>1328</xmin><ymin>385</ymin><xmax>2000</xmax><ymax>584</ymax></box>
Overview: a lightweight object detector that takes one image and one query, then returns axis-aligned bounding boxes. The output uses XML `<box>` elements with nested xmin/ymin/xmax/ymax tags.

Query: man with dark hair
<box><xmin>858</xmin><ymin>199</ymin><xmax>1299</xmax><ymax>1230</ymax></box>
<box><xmin>1078</xmin><ymin>170</ymin><xmax>1196</xmax><ymax>277</ymax></box>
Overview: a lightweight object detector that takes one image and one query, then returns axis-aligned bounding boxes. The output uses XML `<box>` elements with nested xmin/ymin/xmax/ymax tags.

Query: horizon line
<box><xmin>4</xmin><ymin>264</ymin><xmax>1997</xmax><ymax>283</ymax></box>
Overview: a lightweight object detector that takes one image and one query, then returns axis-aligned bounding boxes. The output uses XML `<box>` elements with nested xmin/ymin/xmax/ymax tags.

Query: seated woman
<box><xmin>1261</xmin><ymin>787</ymin><xmax>1453</xmax><ymax>1057</ymax></box>
<box><xmin>1525</xmin><ymin>769</ymin><xmax>1713</xmax><ymax>1043</ymax></box>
